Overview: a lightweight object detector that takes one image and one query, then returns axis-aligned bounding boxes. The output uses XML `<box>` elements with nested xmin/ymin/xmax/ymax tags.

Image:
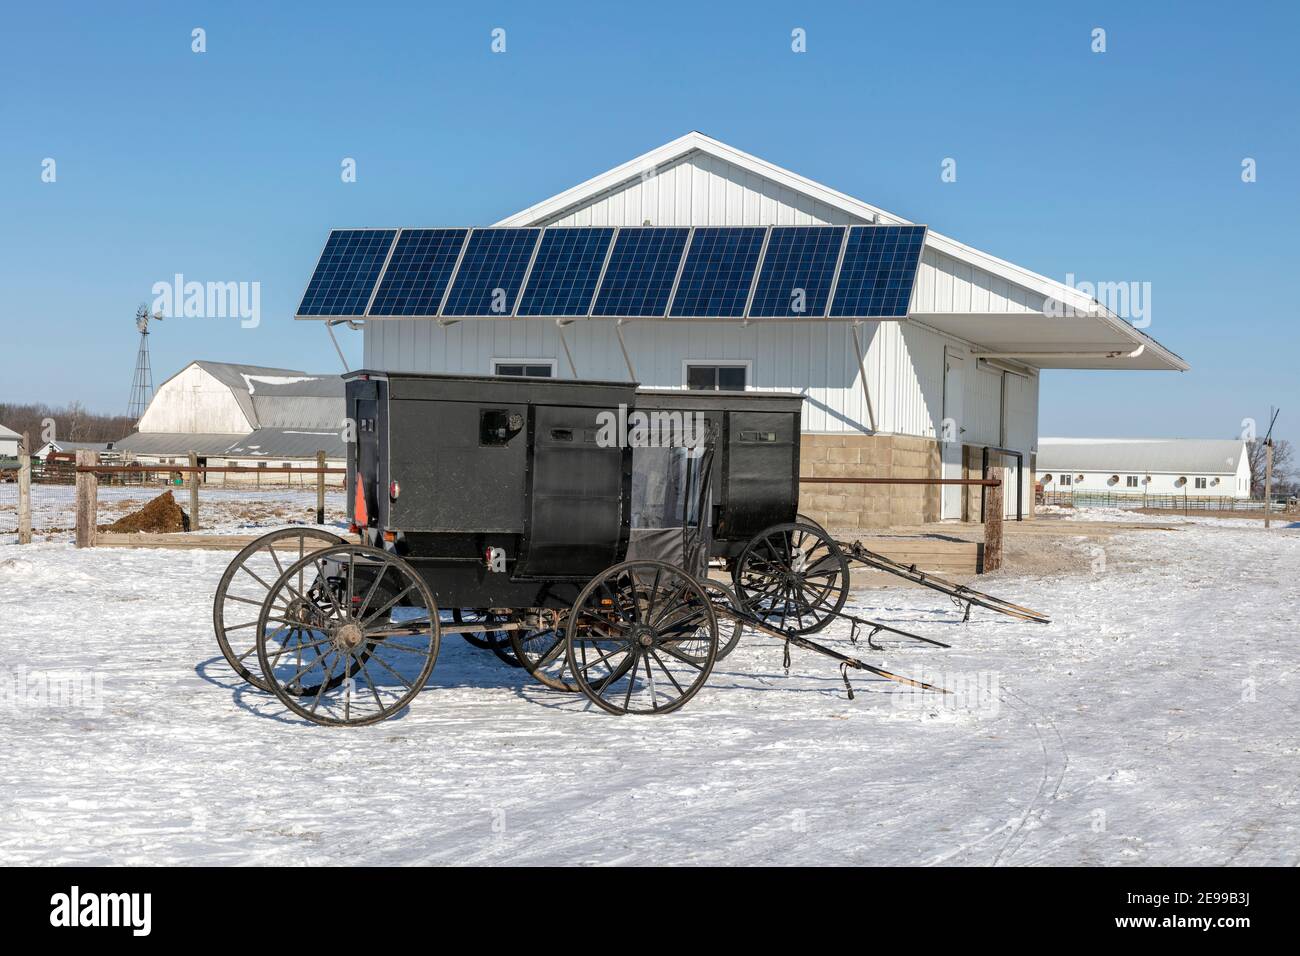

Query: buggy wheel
<box><xmin>254</xmin><ymin>544</ymin><xmax>440</xmax><ymax>727</ymax></box>
<box><xmin>511</xmin><ymin>613</ymin><xmax>634</xmax><ymax>692</ymax></box>
<box><xmin>212</xmin><ymin>527</ymin><xmax>344</xmax><ymax>691</ymax></box>
<box><xmin>453</xmin><ymin>608</ymin><xmax>511</xmax><ymax>653</ymax></box>
<box><xmin>697</xmin><ymin>578</ymin><xmax>744</xmax><ymax>661</ymax></box>
<box><xmin>566</xmin><ymin>560</ymin><xmax>718</xmax><ymax>715</ymax></box>
<box><xmin>733</xmin><ymin>521</ymin><xmax>849</xmax><ymax>635</ymax></box>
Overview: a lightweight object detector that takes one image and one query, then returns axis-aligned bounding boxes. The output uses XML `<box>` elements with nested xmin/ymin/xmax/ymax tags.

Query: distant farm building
<box><xmin>0</xmin><ymin>424</ymin><xmax>20</xmax><ymax>458</ymax></box>
<box><xmin>34</xmin><ymin>438</ymin><xmax>122</xmax><ymax>461</ymax></box>
<box><xmin>114</xmin><ymin>361</ymin><xmax>346</xmax><ymax>484</ymax></box>
<box><xmin>1037</xmin><ymin>438</ymin><xmax>1251</xmax><ymax>499</ymax></box>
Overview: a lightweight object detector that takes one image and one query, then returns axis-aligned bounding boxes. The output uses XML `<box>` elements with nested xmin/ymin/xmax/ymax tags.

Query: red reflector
<box><xmin>389</xmin><ymin>480</ymin><xmax>400</xmax><ymax>500</ymax></box>
<box><xmin>354</xmin><ymin>482</ymin><xmax>368</xmax><ymax>526</ymax></box>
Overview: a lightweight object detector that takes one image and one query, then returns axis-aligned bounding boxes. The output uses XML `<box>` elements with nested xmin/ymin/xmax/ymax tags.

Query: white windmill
<box><xmin>127</xmin><ymin>304</ymin><xmax>164</xmax><ymax>422</ymax></box>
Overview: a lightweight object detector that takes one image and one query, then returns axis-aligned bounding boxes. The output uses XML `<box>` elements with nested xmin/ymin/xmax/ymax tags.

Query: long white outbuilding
<box><xmin>314</xmin><ymin>132</ymin><xmax>1186</xmax><ymax>528</ymax></box>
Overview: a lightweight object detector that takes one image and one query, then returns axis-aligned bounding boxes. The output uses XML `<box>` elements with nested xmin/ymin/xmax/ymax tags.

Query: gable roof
<box><xmin>1038</xmin><ymin>438</ymin><xmax>1246</xmax><ymax>475</ymax></box>
<box><xmin>0</xmin><ymin>424</ymin><xmax>20</xmax><ymax>440</ymax></box>
<box><xmin>495</xmin><ymin>131</ymin><xmax>1187</xmax><ymax>372</ymax></box>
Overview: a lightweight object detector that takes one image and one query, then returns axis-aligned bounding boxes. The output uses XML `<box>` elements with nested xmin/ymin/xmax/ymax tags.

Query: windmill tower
<box><xmin>127</xmin><ymin>304</ymin><xmax>163</xmax><ymax>422</ymax></box>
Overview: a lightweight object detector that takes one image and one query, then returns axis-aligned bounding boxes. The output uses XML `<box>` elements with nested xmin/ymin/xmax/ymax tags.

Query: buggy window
<box><xmin>631</xmin><ymin>445</ymin><xmax>704</xmax><ymax>529</ymax></box>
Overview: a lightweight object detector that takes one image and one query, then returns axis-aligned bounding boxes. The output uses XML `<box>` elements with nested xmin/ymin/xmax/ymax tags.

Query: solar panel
<box><xmin>668</xmin><ymin>227</ymin><xmax>766</xmax><ymax>318</ymax></box>
<box><xmin>367</xmin><ymin>228</ymin><xmax>468</xmax><ymax>317</ymax></box>
<box><xmin>827</xmin><ymin>225</ymin><xmax>926</xmax><ymax>318</ymax></box>
<box><xmin>440</xmin><ymin>228</ymin><xmax>541</xmax><ymax>317</ymax></box>
<box><xmin>515</xmin><ymin>228</ymin><xmax>616</xmax><ymax>317</ymax></box>
<box><xmin>297</xmin><ymin>229</ymin><xmax>397</xmax><ymax>317</ymax></box>
<box><xmin>590</xmin><ymin>228</ymin><xmax>690</xmax><ymax>317</ymax></box>
<box><xmin>746</xmin><ymin>226</ymin><xmax>846</xmax><ymax>318</ymax></box>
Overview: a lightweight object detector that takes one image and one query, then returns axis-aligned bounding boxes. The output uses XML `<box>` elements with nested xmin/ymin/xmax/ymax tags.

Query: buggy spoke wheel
<box><xmin>213</xmin><ymin>528</ymin><xmax>344</xmax><ymax>691</ymax></box>
<box><xmin>512</xmin><ymin>612</ymin><xmax>634</xmax><ymax>693</ymax></box>
<box><xmin>567</xmin><ymin>561</ymin><xmax>718</xmax><ymax>715</ymax></box>
<box><xmin>451</xmin><ymin>608</ymin><xmax>515</xmax><ymax>663</ymax></box>
<box><xmin>255</xmin><ymin>545</ymin><xmax>440</xmax><ymax>727</ymax></box>
<box><xmin>733</xmin><ymin>522</ymin><xmax>849</xmax><ymax>635</ymax></box>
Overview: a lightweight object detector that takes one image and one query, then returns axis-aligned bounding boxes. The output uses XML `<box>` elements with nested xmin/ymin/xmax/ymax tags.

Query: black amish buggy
<box><xmin>212</xmin><ymin>371</ymin><xmax>1047</xmax><ymax>725</ymax></box>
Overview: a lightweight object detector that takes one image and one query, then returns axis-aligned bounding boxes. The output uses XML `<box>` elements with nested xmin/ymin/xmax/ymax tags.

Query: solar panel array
<box><xmin>297</xmin><ymin>224</ymin><xmax>926</xmax><ymax>320</ymax></box>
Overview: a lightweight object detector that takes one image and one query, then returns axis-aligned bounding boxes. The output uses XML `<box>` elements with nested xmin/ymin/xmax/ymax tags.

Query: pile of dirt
<box><xmin>102</xmin><ymin>490</ymin><xmax>191</xmax><ymax>533</ymax></box>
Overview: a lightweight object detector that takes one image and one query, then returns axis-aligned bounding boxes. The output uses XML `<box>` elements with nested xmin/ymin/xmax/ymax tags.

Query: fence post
<box><xmin>75</xmin><ymin>449</ymin><xmax>99</xmax><ymax>548</ymax></box>
<box><xmin>17</xmin><ymin>431</ymin><xmax>32</xmax><ymax>545</ymax></box>
<box><xmin>188</xmin><ymin>451</ymin><xmax>200</xmax><ymax>532</ymax></box>
<box><xmin>984</xmin><ymin>467</ymin><xmax>1004</xmax><ymax>572</ymax></box>
<box><xmin>316</xmin><ymin>450</ymin><xmax>326</xmax><ymax>525</ymax></box>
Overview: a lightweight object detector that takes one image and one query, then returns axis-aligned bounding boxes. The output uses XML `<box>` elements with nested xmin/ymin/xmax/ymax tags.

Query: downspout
<box><xmin>556</xmin><ymin>319</ymin><xmax>578</xmax><ymax>377</ymax></box>
<box><xmin>614</xmin><ymin>319</ymin><xmax>637</xmax><ymax>381</ymax></box>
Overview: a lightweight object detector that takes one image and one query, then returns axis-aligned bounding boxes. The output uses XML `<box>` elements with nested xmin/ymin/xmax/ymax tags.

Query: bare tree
<box><xmin>0</xmin><ymin>401</ymin><xmax>135</xmax><ymax>447</ymax></box>
<box><xmin>1247</xmin><ymin>438</ymin><xmax>1293</xmax><ymax>497</ymax></box>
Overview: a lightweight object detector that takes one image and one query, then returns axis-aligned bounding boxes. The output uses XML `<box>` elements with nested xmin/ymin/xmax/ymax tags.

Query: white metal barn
<box><xmin>114</xmin><ymin>360</ymin><xmax>346</xmax><ymax>483</ymax></box>
<box><xmin>323</xmin><ymin>132</ymin><xmax>1186</xmax><ymax>528</ymax></box>
<box><xmin>1038</xmin><ymin>438</ymin><xmax>1251</xmax><ymax>499</ymax></box>
<box><xmin>0</xmin><ymin>424</ymin><xmax>21</xmax><ymax>458</ymax></box>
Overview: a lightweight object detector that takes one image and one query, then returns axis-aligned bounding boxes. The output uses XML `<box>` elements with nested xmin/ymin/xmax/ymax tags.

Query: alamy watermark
<box><xmin>594</xmin><ymin>405</ymin><xmax>707</xmax><ymax>450</ymax></box>
<box><xmin>1044</xmin><ymin>273</ymin><xmax>1151</xmax><ymax>328</ymax></box>
<box><xmin>151</xmin><ymin>273</ymin><xmax>260</xmax><ymax>328</ymax></box>
<box><xmin>1</xmin><ymin>667</ymin><xmax>104</xmax><ymax>716</ymax></box>
<box><xmin>891</xmin><ymin>669</ymin><xmax>1000</xmax><ymax>717</ymax></box>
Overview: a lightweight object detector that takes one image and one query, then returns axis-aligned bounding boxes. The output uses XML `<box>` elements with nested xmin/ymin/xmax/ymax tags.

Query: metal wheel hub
<box><xmin>332</xmin><ymin>622</ymin><xmax>366</xmax><ymax>654</ymax></box>
<box><xmin>286</xmin><ymin>596</ymin><xmax>325</xmax><ymax>629</ymax></box>
<box><xmin>629</xmin><ymin>624</ymin><xmax>657</xmax><ymax>649</ymax></box>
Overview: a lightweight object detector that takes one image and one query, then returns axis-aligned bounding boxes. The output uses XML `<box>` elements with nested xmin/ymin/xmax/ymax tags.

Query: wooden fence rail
<box><xmin>71</xmin><ymin>451</ymin><xmax>341</xmax><ymax>547</ymax></box>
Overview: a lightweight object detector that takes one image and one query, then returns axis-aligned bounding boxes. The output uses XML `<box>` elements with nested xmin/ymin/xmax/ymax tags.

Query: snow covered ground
<box><xmin>1</xmin><ymin>510</ymin><xmax>1297</xmax><ymax>865</ymax></box>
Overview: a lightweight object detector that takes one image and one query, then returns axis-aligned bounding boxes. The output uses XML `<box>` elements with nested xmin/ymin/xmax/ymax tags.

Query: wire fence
<box><xmin>1040</xmin><ymin>489</ymin><xmax>1288</xmax><ymax>513</ymax></box>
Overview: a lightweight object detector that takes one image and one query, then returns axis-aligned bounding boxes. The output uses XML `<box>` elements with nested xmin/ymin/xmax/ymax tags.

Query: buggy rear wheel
<box><xmin>254</xmin><ymin>544</ymin><xmax>440</xmax><ymax>727</ymax></box>
<box><xmin>212</xmin><ymin>527</ymin><xmax>345</xmax><ymax>691</ymax></box>
<box><xmin>733</xmin><ymin>521</ymin><xmax>849</xmax><ymax>635</ymax></box>
<box><xmin>566</xmin><ymin>560</ymin><xmax>718</xmax><ymax>715</ymax></box>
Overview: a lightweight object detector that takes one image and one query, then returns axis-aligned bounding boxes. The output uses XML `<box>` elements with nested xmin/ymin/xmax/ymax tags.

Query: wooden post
<box><xmin>1264</xmin><ymin>440</ymin><xmax>1273</xmax><ymax>528</ymax></box>
<box><xmin>17</xmin><ymin>431</ymin><xmax>32</xmax><ymax>545</ymax></box>
<box><xmin>983</xmin><ymin>466</ymin><xmax>1004</xmax><ymax>573</ymax></box>
<box><xmin>74</xmin><ymin>449</ymin><xmax>99</xmax><ymax>549</ymax></box>
<box><xmin>315</xmin><ymin>450</ymin><xmax>326</xmax><ymax>525</ymax></box>
<box><xmin>188</xmin><ymin>451</ymin><xmax>200</xmax><ymax>532</ymax></box>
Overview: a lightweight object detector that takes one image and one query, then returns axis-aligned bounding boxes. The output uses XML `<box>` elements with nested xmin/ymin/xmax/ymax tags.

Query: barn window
<box><xmin>686</xmin><ymin>363</ymin><xmax>748</xmax><ymax>391</ymax></box>
<box><xmin>494</xmin><ymin>360</ymin><xmax>555</xmax><ymax>378</ymax></box>
<box><xmin>1125</xmin><ymin>475</ymin><xmax>1139</xmax><ymax>487</ymax></box>
<box><xmin>1059</xmin><ymin>474</ymin><xmax>1072</xmax><ymax>486</ymax></box>
<box><xmin>1195</xmin><ymin>477</ymin><xmax>1207</xmax><ymax>489</ymax></box>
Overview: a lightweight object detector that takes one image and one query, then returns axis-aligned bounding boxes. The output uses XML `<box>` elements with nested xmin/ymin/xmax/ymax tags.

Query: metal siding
<box><xmin>538</xmin><ymin>154</ymin><xmax>868</xmax><ymax>228</ymax></box>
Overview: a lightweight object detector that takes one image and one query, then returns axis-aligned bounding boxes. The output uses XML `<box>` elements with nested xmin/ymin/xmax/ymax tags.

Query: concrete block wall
<box><xmin>798</xmin><ymin>434</ymin><xmax>942</xmax><ymax>530</ymax></box>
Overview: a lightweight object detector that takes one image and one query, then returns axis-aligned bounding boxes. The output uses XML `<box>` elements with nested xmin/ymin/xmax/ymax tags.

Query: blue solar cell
<box><xmin>367</xmin><ymin>228</ymin><xmax>469</xmax><ymax>316</ymax></box>
<box><xmin>440</xmin><ymin>228</ymin><xmax>541</xmax><ymax>316</ymax></box>
<box><xmin>827</xmin><ymin>225</ymin><xmax>926</xmax><ymax>318</ymax></box>
<box><xmin>747</xmin><ymin>226</ymin><xmax>846</xmax><ymax>318</ymax></box>
<box><xmin>668</xmin><ymin>227</ymin><xmax>766</xmax><ymax>318</ymax></box>
<box><xmin>590</xmin><ymin>228</ymin><xmax>690</xmax><ymax>317</ymax></box>
<box><xmin>515</xmin><ymin>228</ymin><xmax>616</xmax><ymax>317</ymax></box>
<box><xmin>297</xmin><ymin>229</ymin><xmax>397</xmax><ymax>316</ymax></box>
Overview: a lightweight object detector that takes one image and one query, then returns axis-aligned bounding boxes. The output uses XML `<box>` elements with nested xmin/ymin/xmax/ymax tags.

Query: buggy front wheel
<box><xmin>566</xmin><ymin>561</ymin><xmax>718</xmax><ymax>715</ymax></box>
<box><xmin>733</xmin><ymin>521</ymin><xmax>850</xmax><ymax>635</ymax></box>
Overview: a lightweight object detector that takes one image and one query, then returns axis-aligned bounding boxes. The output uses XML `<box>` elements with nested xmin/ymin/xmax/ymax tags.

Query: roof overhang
<box><xmin>909</xmin><ymin>311</ymin><xmax>1188</xmax><ymax>371</ymax></box>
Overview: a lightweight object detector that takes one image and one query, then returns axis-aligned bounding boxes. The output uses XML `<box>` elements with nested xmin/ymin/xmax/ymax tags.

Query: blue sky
<box><xmin>2</xmin><ymin>1</ymin><xmax>1296</xmax><ymax>445</ymax></box>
